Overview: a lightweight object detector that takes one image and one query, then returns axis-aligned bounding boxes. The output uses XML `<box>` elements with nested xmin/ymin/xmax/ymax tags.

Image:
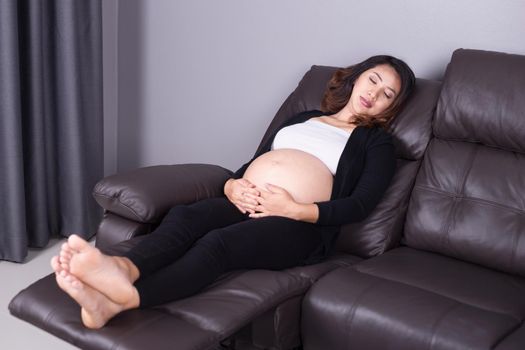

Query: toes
<box><xmin>55</xmin><ymin>273</ymin><xmax>64</xmax><ymax>287</ymax></box>
<box><xmin>61</xmin><ymin>242</ymin><xmax>77</xmax><ymax>258</ymax></box>
<box><xmin>58</xmin><ymin>269</ymin><xmax>72</xmax><ymax>278</ymax></box>
<box><xmin>71</xmin><ymin>279</ymin><xmax>83</xmax><ymax>289</ymax></box>
<box><xmin>61</xmin><ymin>243</ymin><xmax>71</xmax><ymax>256</ymax></box>
<box><xmin>59</xmin><ymin>256</ymin><xmax>70</xmax><ymax>271</ymax></box>
<box><xmin>60</xmin><ymin>250</ymin><xmax>72</xmax><ymax>262</ymax></box>
<box><xmin>55</xmin><ymin>272</ymin><xmax>70</xmax><ymax>291</ymax></box>
<box><xmin>68</xmin><ymin>234</ymin><xmax>91</xmax><ymax>252</ymax></box>
<box><xmin>65</xmin><ymin>275</ymin><xmax>78</xmax><ymax>287</ymax></box>
<box><xmin>51</xmin><ymin>256</ymin><xmax>61</xmax><ymax>272</ymax></box>
<box><xmin>61</xmin><ymin>268</ymin><xmax>84</xmax><ymax>288</ymax></box>
<box><xmin>60</xmin><ymin>249</ymin><xmax>71</xmax><ymax>258</ymax></box>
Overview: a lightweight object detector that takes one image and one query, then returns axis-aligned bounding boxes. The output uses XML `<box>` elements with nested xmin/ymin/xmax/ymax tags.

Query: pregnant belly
<box><xmin>243</xmin><ymin>149</ymin><xmax>333</xmax><ymax>204</ymax></box>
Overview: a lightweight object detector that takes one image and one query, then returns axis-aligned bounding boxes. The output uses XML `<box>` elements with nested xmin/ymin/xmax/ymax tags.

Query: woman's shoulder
<box><xmin>359</xmin><ymin>125</ymin><xmax>394</xmax><ymax>147</ymax></box>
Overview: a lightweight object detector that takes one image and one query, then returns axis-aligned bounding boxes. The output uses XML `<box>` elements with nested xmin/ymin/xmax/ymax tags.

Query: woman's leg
<box><xmin>122</xmin><ymin>197</ymin><xmax>248</xmax><ymax>277</ymax></box>
<box><xmin>58</xmin><ymin>197</ymin><xmax>245</xmax><ymax>295</ymax></box>
<box><xmin>135</xmin><ymin>216</ymin><xmax>328</xmax><ymax>307</ymax></box>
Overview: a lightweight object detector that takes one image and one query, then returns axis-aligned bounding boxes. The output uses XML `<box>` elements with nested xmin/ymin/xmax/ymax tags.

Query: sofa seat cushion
<box><xmin>354</xmin><ymin>247</ymin><xmax>525</xmax><ymax>319</ymax></box>
<box><xmin>302</xmin><ymin>247</ymin><xmax>525</xmax><ymax>350</ymax></box>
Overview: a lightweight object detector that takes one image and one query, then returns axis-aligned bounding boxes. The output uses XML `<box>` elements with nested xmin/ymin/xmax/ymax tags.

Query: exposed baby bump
<box><xmin>243</xmin><ymin>149</ymin><xmax>333</xmax><ymax>203</ymax></box>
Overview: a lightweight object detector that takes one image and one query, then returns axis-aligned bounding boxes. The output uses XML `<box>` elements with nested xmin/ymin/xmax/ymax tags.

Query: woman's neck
<box><xmin>332</xmin><ymin>108</ymin><xmax>357</xmax><ymax>124</ymax></box>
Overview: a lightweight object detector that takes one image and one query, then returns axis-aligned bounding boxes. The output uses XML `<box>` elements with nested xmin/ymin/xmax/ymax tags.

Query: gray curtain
<box><xmin>0</xmin><ymin>0</ymin><xmax>103</xmax><ymax>262</ymax></box>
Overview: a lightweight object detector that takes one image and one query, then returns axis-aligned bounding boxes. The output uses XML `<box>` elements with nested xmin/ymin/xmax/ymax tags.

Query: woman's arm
<box><xmin>290</xmin><ymin>203</ymin><xmax>319</xmax><ymax>223</ymax></box>
<box><xmin>315</xmin><ymin>141</ymin><xmax>396</xmax><ymax>226</ymax></box>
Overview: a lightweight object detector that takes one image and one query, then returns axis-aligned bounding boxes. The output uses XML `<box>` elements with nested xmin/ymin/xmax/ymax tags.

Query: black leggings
<box><xmin>123</xmin><ymin>197</ymin><xmax>335</xmax><ymax>307</ymax></box>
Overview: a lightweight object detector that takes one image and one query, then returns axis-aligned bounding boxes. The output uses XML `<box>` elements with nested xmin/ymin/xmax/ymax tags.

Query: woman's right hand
<box><xmin>224</xmin><ymin>178</ymin><xmax>260</xmax><ymax>214</ymax></box>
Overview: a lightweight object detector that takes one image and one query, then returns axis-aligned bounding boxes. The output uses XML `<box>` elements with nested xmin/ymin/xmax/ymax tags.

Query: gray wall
<box><xmin>103</xmin><ymin>0</ymin><xmax>525</xmax><ymax>175</ymax></box>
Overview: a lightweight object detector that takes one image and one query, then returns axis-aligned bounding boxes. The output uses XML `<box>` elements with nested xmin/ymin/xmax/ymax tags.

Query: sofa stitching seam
<box><xmin>412</xmin><ymin>185</ymin><xmax>525</xmax><ymax>216</ymax></box>
<box><xmin>42</xmin><ymin>308</ymin><xmax>83</xmax><ymax>348</ymax></box>
<box><xmin>215</xmin><ymin>284</ymin><xmax>308</xmax><ymax>338</ymax></box>
<box><xmin>490</xmin><ymin>319</ymin><xmax>525</xmax><ymax>349</ymax></box>
<box><xmin>443</xmin><ymin>145</ymin><xmax>477</xmax><ymax>255</ymax></box>
<box><xmin>343</xmin><ymin>279</ymin><xmax>384</xmax><ymax>348</ymax></box>
<box><xmin>428</xmin><ymin>302</ymin><xmax>461</xmax><ymax>349</ymax></box>
<box><xmin>386</xmin><ymin>176</ymin><xmax>415</xmax><ymax>250</ymax></box>
<box><xmin>164</xmin><ymin>278</ymin><xmax>309</xmax><ymax>338</ymax></box>
<box><xmin>434</xmin><ymin>136</ymin><xmax>525</xmax><ymax>156</ymax></box>
<box><xmin>109</xmin><ymin>313</ymin><xmax>183</xmax><ymax>350</ymax></box>
<box><xmin>510</xmin><ymin>227</ymin><xmax>521</xmax><ymax>275</ymax></box>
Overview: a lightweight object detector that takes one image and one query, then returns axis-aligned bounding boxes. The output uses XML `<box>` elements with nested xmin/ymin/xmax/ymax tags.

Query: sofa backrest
<box><xmin>403</xmin><ymin>49</ymin><xmax>525</xmax><ymax>276</ymax></box>
<box><xmin>258</xmin><ymin>65</ymin><xmax>440</xmax><ymax>258</ymax></box>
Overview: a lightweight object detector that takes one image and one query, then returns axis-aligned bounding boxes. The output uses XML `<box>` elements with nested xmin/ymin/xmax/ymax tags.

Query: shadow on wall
<box><xmin>117</xmin><ymin>0</ymin><xmax>145</xmax><ymax>172</ymax></box>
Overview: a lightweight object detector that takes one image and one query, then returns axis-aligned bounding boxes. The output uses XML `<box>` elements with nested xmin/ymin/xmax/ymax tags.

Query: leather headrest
<box><xmin>434</xmin><ymin>49</ymin><xmax>525</xmax><ymax>153</ymax></box>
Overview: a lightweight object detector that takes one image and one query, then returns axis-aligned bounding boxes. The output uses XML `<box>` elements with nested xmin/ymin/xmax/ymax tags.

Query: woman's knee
<box><xmin>193</xmin><ymin>229</ymin><xmax>231</xmax><ymax>268</ymax></box>
<box><xmin>198</xmin><ymin>229</ymin><xmax>227</xmax><ymax>251</ymax></box>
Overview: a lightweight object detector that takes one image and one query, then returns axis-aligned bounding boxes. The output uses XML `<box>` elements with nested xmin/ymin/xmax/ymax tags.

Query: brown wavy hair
<box><xmin>321</xmin><ymin>55</ymin><xmax>415</xmax><ymax>129</ymax></box>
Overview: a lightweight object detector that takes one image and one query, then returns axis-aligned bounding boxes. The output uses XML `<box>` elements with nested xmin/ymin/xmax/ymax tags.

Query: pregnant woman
<box><xmin>52</xmin><ymin>55</ymin><xmax>415</xmax><ymax>329</ymax></box>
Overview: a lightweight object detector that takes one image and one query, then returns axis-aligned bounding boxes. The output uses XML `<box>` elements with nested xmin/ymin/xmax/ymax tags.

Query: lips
<box><xmin>360</xmin><ymin>96</ymin><xmax>372</xmax><ymax>108</ymax></box>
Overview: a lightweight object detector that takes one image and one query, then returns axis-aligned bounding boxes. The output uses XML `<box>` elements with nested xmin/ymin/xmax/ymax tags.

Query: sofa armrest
<box><xmin>92</xmin><ymin>163</ymin><xmax>232</xmax><ymax>223</ymax></box>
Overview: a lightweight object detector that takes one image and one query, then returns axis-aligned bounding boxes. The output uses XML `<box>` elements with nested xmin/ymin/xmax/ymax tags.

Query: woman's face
<box><xmin>346</xmin><ymin>64</ymin><xmax>402</xmax><ymax>118</ymax></box>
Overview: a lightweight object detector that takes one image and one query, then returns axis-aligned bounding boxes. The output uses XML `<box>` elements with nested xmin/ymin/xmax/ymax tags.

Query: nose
<box><xmin>367</xmin><ymin>89</ymin><xmax>378</xmax><ymax>100</ymax></box>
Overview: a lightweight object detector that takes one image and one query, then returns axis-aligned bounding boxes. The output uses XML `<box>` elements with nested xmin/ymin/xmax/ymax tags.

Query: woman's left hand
<box><xmin>246</xmin><ymin>183</ymin><xmax>299</xmax><ymax>219</ymax></box>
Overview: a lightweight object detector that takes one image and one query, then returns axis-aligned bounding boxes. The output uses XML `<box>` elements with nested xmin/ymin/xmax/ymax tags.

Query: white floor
<box><xmin>0</xmin><ymin>238</ymin><xmax>93</xmax><ymax>350</ymax></box>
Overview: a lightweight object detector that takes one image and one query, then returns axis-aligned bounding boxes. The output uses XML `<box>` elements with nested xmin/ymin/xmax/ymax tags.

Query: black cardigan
<box><xmin>232</xmin><ymin>110</ymin><xmax>396</xmax><ymax>227</ymax></box>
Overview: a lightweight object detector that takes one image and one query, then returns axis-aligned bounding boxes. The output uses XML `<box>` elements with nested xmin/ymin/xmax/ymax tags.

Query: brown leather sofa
<box><xmin>9</xmin><ymin>48</ymin><xmax>525</xmax><ymax>350</ymax></box>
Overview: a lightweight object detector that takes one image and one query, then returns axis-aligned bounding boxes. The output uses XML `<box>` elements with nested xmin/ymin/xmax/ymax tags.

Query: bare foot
<box><xmin>54</xmin><ymin>269</ymin><xmax>139</xmax><ymax>329</ymax></box>
<box><xmin>66</xmin><ymin>234</ymin><xmax>139</xmax><ymax>304</ymax></box>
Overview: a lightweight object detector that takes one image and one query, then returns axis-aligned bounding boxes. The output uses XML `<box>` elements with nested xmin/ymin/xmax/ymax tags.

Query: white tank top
<box><xmin>271</xmin><ymin>119</ymin><xmax>353</xmax><ymax>175</ymax></box>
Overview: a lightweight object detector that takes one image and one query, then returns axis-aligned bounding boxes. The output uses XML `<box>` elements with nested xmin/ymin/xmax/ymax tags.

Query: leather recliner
<box><xmin>8</xmin><ymin>64</ymin><xmax>439</xmax><ymax>350</ymax></box>
<box><xmin>9</xmin><ymin>48</ymin><xmax>523</xmax><ymax>350</ymax></box>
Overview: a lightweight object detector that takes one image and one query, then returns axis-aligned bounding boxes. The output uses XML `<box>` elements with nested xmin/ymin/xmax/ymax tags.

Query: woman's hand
<box><xmin>247</xmin><ymin>183</ymin><xmax>320</xmax><ymax>222</ymax></box>
<box><xmin>224</xmin><ymin>178</ymin><xmax>260</xmax><ymax>214</ymax></box>
<box><xmin>247</xmin><ymin>183</ymin><xmax>300</xmax><ymax>219</ymax></box>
